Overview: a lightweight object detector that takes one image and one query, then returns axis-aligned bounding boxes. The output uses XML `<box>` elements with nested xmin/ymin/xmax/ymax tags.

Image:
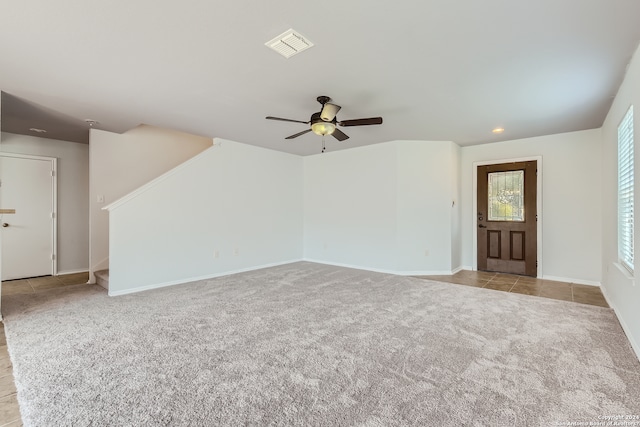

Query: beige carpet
<box><xmin>3</xmin><ymin>262</ymin><xmax>639</xmax><ymax>426</ymax></box>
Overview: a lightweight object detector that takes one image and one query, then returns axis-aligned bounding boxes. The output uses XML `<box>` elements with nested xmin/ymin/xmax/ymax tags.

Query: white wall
<box><xmin>601</xmin><ymin>44</ymin><xmax>640</xmax><ymax>356</ymax></box>
<box><xmin>396</xmin><ymin>141</ymin><xmax>459</xmax><ymax>273</ymax></box>
<box><xmin>106</xmin><ymin>139</ymin><xmax>303</xmax><ymax>295</ymax></box>
<box><xmin>89</xmin><ymin>125</ymin><xmax>212</xmax><ymax>281</ymax></box>
<box><xmin>0</xmin><ymin>132</ymin><xmax>89</xmax><ymax>274</ymax></box>
<box><xmin>460</xmin><ymin>129</ymin><xmax>603</xmax><ymax>284</ymax></box>
<box><xmin>304</xmin><ymin>140</ymin><xmax>459</xmax><ymax>274</ymax></box>
<box><xmin>304</xmin><ymin>141</ymin><xmax>398</xmax><ymax>272</ymax></box>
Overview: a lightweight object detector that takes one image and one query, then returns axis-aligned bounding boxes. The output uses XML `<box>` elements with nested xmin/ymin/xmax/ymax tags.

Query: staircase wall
<box><xmin>89</xmin><ymin>125</ymin><xmax>212</xmax><ymax>283</ymax></box>
<box><xmin>106</xmin><ymin>139</ymin><xmax>303</xmax><ymax>295</ymax></box>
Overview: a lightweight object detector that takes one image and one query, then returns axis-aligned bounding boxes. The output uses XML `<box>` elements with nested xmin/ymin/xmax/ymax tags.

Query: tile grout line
<box><xmin>26</xmin><ymin>279</ymin><xmax>36</xmax><ymax>294</ymax></box>
<box><xmin>0</xmin><ymin>418</ymin><xmax>22</xmax><ymax>427</ymax></box>
<box><xmin>511</xmin><ymin>276</ymin><xmax>522</xmax><ymax>291</ymax></box>
<box><xmin>0</xmin><ymin>391</ymin><xmax>17</xmax><ymax>399</ymax></box>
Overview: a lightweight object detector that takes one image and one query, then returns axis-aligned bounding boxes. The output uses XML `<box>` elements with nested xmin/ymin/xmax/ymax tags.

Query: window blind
<box><xmin>618</xmin><ymin>105</ymin><xmax>634</xmax><ymax>274</ymax></box>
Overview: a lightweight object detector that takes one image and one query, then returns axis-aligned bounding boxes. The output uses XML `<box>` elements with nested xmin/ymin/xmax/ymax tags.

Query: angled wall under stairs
<box><xmin>104</xmin><ymin>139</ymin><xmax>303</xmax><ymax>295</ymax></box>
<box><xmin>89</xmin><ymin>125</ymin><xmax>212</xmax><ymax>287</ymax></box>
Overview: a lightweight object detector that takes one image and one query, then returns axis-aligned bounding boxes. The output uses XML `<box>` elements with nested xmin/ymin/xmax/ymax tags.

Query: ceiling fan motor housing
<box><xmin>310</xmin><ymin>112</ymin><xmax>334</xmax><ymax>124</ymax></box>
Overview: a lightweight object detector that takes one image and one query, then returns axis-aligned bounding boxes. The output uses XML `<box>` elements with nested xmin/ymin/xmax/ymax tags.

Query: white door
<box><xmin>0</xmin><ymin>153</ymin><xmax>57</xmax><ymax>280</ymax></box>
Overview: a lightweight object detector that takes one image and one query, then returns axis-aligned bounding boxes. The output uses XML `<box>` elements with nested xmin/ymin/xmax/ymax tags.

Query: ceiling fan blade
<box><xmin>320</xmin><ymin>103</ymin><xmax>341</xmax><ymax>121</ymax></box>
<box><xmin>266</xmin><ymin>116</ymin><xmax>309</xmax><ymax>124</ymax></box>
<box><xmin>332</xmin><ymin>128</ymin><xmax>349</xmax><ymax>141</ymax></box>
<box><xmin>285</xmin><ymin>129</ymin><xmax>312</xmax><ymax>139</ymax></box>
<box><xmin>339</xmin><ymin>117</ymin><xmax>383</xmax><ymax>127</ymax></box>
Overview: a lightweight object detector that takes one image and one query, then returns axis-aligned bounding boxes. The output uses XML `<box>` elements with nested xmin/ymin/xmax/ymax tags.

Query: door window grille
<box><xmin>488</xmin><ymin>170</ymin><xmax>524</xmax><ymax>221</ymax></box>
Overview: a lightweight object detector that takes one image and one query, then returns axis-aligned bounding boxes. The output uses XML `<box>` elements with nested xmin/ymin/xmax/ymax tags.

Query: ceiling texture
<box><xmin>1</xmin><ymin>0</ymin><xmax>639</xmax><ymax>155</ymax></box>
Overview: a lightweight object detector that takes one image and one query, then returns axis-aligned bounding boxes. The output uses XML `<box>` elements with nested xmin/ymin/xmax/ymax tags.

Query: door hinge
<box><xmin>51</xmin><ymin>254</ymin><xmax>56</xmax><ymax>261</ymax></box>
<box><xmin>51</xmin><ymin>170</ymin><xmax>55</xmax><ymax>177</ymax></box>
<box><xmin>536</xmin><ymin>214</ymin><xmax>538</xmax><ymax>221</ymax></box>
<box><xmin>536</xmin><ymin>261</ymin><xmax>538</xmax><ymax>267</ymax></box>
<box><xmin>51</xmin><ymin>212</ymin><xmax>56</xmax><ymax>219</ymax></box>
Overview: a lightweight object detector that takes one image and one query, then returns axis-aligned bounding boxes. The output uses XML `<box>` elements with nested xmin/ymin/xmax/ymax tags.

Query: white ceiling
<box><xmin>1</xmin><ymin>0</ymin><xmax>639</xmax><ymax>155</ymax></box>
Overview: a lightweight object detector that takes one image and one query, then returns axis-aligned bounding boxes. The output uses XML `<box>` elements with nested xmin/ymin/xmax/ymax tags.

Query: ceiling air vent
<box><xmin>265</xmin><ymin>29</ymin><xmax>314</xmax><ymax>59</ymax></box>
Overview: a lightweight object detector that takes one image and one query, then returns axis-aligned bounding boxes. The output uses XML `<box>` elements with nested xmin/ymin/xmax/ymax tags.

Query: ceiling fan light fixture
<box><xmin>320</xmin><ymin>103</ymin><xmax>341</xmax><ymax>121</ymax></box>
<box><xmin>311</xmin><ymin>121</ymin><xmax>336</xmax><ymax>136</ymax></box>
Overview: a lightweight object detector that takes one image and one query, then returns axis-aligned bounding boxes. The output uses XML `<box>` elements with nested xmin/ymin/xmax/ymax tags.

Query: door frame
<box><xmin>472</xmin><ymin>156</ymin><xmax>542</xmax><ymax>277</ymax></box>
<box><xmin>0</xmin><ymin>152</ymin><xmax>58</xmax><ymax>277</ymax></box>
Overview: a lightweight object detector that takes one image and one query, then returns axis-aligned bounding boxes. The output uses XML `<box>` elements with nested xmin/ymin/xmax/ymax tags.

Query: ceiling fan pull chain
<box><xmin>322</xmin><ymin>136</ymin><xmax>326</xmax><ymax>153</ymax></box>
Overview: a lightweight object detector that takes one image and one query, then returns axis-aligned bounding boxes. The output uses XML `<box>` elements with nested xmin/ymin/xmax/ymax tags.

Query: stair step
<box><xmin>94</xmin><ymin>269</ymin><xmax>109</xmax><ymax>290</ymax></box>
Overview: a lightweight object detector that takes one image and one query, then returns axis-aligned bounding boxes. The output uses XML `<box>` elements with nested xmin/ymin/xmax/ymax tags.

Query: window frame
<box><xmin>618</xmin><ymin>105</ymin><xmax>635</xmax><ymax>275</ymax></box>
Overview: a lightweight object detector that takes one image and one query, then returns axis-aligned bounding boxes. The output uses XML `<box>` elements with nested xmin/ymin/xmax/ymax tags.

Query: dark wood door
<box><xmin>477</xmin><ymin>161</ymin><xmax>537</xmax><ymax>276</ymax></box>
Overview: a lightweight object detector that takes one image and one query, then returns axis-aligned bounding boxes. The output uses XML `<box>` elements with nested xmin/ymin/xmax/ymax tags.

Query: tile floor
<box><xmin>0</xmin><ymin>272</ymin><xmax>88</xmax><ymax>427</ymax></box>
<box><xmin>0</xmin><ymin>270</ymin><xmax>608</xmax><ymax>426</ymax></box>
<box><xmin>415</xmin><ymin>270</ymin><xmax>609</xmax><ymax>307</ymax></box>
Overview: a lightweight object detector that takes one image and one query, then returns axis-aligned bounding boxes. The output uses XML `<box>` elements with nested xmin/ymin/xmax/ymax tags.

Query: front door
<box><xmin>477</xmin><ymin>161</ymin><xmax>537</xmax><ymax>276</ymax></box>
<box><xmin>0</xmin><ymin>153</ymin><xmax>56</xmax><ymax>281</ymax></box>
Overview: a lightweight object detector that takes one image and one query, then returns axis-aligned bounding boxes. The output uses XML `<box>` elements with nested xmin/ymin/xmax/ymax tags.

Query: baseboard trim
<box><xmin>599</xmin><ymin>285</ymin><xmax>640</xmax><ymax>362</ymax></box>
<box><xmin>302</xmin><ymin>259</ymin><xmax>461</xmax><ymax>276</ymax></box>
<box><xmin>107</xmin><ymin>259</ymin><xmax>303</xmax><ymax>297</ymax></box>
<box><xmin>399</xmin><ymin>270</ymin><xmax>460</xmax><ymax>276</ymax></box>
<box><xmin>541</xmin><ymin>275</ymin><xmax>601</xmax><ymax>287</ymax></box>
<box><xmin>451</xmin><ymin>266</ymin><xmax>465</xmax><ymax>275</ymax></box>
<box><xmin>302</xmin><ymin>259</ymin><xmax>398</xmax><ymax>275</ymax></box>
<box><xmin>448</xmin><ymin>267</ymin><xmax>600</xmax><ymax>285</ymax></box>
<box><xmin>56</xmin><ymin>269</ymin><xmax>89</xmax><ymax>276</ymax></box>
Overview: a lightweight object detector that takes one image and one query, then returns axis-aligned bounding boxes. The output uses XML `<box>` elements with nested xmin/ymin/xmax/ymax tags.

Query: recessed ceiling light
<box><xmin>29</xmin><ymin>128</ymin><xmax>47</xmax><ymax>133</ymax></box>
<box><xmin>84</xmin><ymin>119</ymin><xmax>99</xmax><ymax>127</ymax></box>
<box><xmin>492</xmin><ymin>127</ymin><xmax>505</xmax><ymax>134</ymax></box>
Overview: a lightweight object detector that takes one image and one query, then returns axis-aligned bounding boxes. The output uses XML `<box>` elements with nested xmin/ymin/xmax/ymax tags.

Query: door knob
<box><xmin>478</xmin><ymin>224</ymin><xmax>487</xmax><ymax>228</ymax></box>
<box><xmin>2</xmin><ymin>223</ymin><xmax>8</xmax><ymax>228</ymax></box>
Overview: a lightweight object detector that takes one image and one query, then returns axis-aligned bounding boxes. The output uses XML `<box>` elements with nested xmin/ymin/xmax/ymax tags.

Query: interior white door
<box><xmin>0</xmin><ymin>154</ymin><xmax>56</xmax><ymax>280</ymax></box>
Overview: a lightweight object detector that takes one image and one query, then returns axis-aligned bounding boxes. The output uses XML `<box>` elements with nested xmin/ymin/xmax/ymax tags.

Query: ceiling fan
<box><xmin>266</xmin><ymin>96</ymin><xmax>383</xmax><ymax>142</ymax></box>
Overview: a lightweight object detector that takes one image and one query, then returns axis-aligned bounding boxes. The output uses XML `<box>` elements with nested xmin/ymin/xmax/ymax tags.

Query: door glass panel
<box><xmin>488</xmin><ymin>170</ymin><xmax>524</xmax><ymax>221</ymax></box>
